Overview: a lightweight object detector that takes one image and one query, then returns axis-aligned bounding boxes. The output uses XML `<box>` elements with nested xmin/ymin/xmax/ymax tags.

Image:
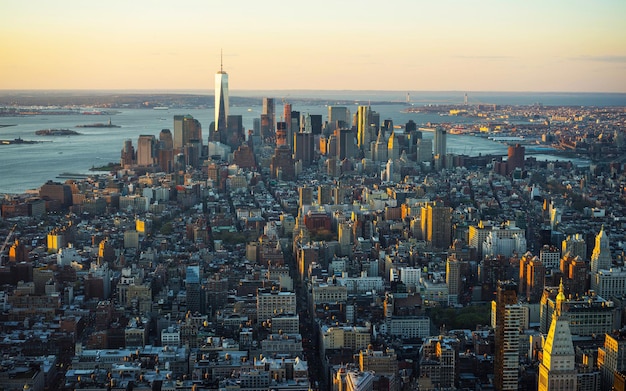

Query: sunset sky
<box><xmin>1</xmin><ymin>0</ymin><xmax>625</xmax><ymax>92</ymax></box>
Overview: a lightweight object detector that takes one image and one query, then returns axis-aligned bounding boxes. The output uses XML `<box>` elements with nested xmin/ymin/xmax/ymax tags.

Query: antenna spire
<box><xmin>220</xmin><ymin>49</ymin><xmax>223</xmax><ymax>72</ymax></box>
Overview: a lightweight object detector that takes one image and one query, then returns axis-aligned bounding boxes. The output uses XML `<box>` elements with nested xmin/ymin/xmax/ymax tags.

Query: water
<box><xmin>1</xmin><ymin>91</ymin><xmax>609</xmax><ymax>194</ymax></box>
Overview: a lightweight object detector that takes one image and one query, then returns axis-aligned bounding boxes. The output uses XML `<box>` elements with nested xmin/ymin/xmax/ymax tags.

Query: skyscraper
<box><xmin>136</xmin><ymin>135</ymin><xmax>156</xmax><ymax>167</ymax></box>
<box><xmin>173</xmin><ymin>115</ymin><xmax>202</xmax><ymax>152</ymax></box>
<box><xmin>538</xmin><ymin>280</ymin><xmax>577</xmax><ymax>391</ymax></box>
<box><xmin>262</xmin><ymin>97</ymin><xmax>275</xmax><ymax>134</ymax></box>
<box><xmin>214</xmin><ymin>53</ymin><xmax>229</xmax><ymax>139</ymax></box>
<box><xmin>590</xmin><ymin>225</ymin><xmax>612</xmax><ymax>274</ymax></box>
<box><xmin>420</xmin><ymin>202</ymin><xmax>452</xmax><ymax>250</ymax></box>
<box><xmin>494</xmin><ymin>280</ymin><xmax>521</xmax><ymax>391</ymax></box>
<box><xmin>507</xmin><ymin>143</ymin><xmax>525</xmax><ymax>175</ymax></box>
<box><xmin>157</xmin><ymin>129</ymin><xmax>174</xmax><ymax>172</ymax></box>
<box><xmin>328</xmin><ymin>106</ymin><xmax>350</xmax><ymax>129</ymax></box>
<box><xmin>357</xmin><ymin>105</ymin><xmax>370</xmax><ymax>151</ymax></box>
<box><xmin>434</xmin><ymin>126</ymin><xmax>447</xmax><ymax>159</ymax></box>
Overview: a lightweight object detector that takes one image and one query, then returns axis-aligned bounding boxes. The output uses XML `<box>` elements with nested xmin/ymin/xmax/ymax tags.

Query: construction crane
<box><xmin>0</xmin><ymin>224</ymin><xmax>17</xmax><ymax>264</ymax></box>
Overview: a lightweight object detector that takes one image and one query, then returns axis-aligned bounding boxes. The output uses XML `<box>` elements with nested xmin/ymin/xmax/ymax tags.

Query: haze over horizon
<box><xmin>2</xmin><ymin>0</ymin><xmax>625</xmax><ymax>93</ymax></box>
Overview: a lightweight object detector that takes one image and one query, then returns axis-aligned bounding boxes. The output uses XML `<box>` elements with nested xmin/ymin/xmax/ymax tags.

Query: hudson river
<box><xmin>1</xmin><ymin>90</ymin><xmax>614</xmax><ymax>194</ymax></box>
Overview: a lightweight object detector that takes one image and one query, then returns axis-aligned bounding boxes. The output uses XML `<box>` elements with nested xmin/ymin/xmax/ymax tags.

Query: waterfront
<box><xmin>0</xmin><ymin>96</ymin><xmax>596</xmax><ymax>194</ymax></box>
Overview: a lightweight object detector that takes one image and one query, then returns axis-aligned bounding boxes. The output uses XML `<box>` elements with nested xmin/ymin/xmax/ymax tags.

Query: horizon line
<box><xmin>1</xmin><ymin>88</ymin><xmax>625</xmax><ymax>95</ymax></box>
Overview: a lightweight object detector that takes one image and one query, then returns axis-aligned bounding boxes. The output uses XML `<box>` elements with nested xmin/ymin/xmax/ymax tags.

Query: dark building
<box><xmin>174</xmin><ymin>114</ymin><xmax>202</xmax><ymax>153</ymax></box>
<box><xmin>270</xmin><ymin>145</ymin><xmax>296</xmax><ymax>181</ymax></box>
<box><xmin>336</xmin><ymin>128</ymin><xmax>356</xmax><ymax>160</ymax></box>
<box><xmin>294</xmin><ymin>132</ymin><xmax>314</xmax><ymax>167</ymax></box>
<box><xmin>39</xmin><ymin>180</ymin><xmax>72</xmax><ymax>208</ymax></box>
<box><xmin>120</xmin><ymin>139</ymin><xmax>135</xmax><ymax>168</ymax></box>
<box><xmin>226</xmin><ymin>114</ymin><xmax>244</xmax><ymax>150</ymax></box>
<box><xmin>494</xmin><ymin>281</ymin><xmax>520</xmax><ymax>391</ymax></box>
<box><xmin>507</xmin><ymin>144</ymin><xmax>525</xmax><ymax>175</ymax></box>
<box><xmin>310</xmin><ymin>114</ymin><xmax>322</xmax><ymax>135</ymax></box>
<box><xmin>232</xmin><ymin>144</ymin><xmax>256</xmax><ymax>169</ymax></box>
<box><xmin>158</xmin><ymin>129</ymin><xmax>174</xmax><ymax>172</ymax></box>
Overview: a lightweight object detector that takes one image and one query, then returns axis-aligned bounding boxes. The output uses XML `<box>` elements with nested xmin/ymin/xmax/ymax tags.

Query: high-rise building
<box><xmin>387</xmin><ymin>130</ymin><xmax>399</xmax><ymax>161</ymax></box>
<box><xmin>420</xmin><ymin>202</ymin><xmax>452</xmax><ymax>250</ymax></box>
<box><xmin>120</xmin><ymin>139</ymin><xmax>135</xmax><ymax>168</ymax></box>
<box><xmin>294</xmin><ymin>132</ymin><xmax>314</xmax><ymax>167</ymax></box>
<box><xmin>186</xmin><ymin>265</ymin><xmax>202</xmax><ymax>313</ymax></box>
<box><xmin>434</xmin><ymin>127</ymin><xmax>447</xmax><ymax>160</ymax></box>
<box><xmin>336</xmin><ymin>128</ymin><xmax>356</xmax><ymax>160</ymax></box>
<box><xmin>214</xmin><ymin>55</ymin><xmax>229</xmax><ymax>139</ymax></box>
<box><xmin>298</xmin><ymin>186</ymin><xmax>313</xmax><ymax>209</ymax></box>
<box><xmin>590</xmin><ymin>226</ymin><xmax>612</xmax><ymax>274</ymax></box>
<box><xmin>446</xmin><ymin>254</ymin><xmax>466</xmax><ymax>304</ymax></box>
<box><xmin>136</xmin><ymin>135</ymin><xmax>156</xmax><ymax>167</ymax></box>
<box><xmin>173</xmin><ymin>115</ymin><xmax>202</xmax><ymax>152</ymax></box>
<box><xmin>158</xmin><ymin>129</ymin><xmax>174</xmax><ymax>172</ymax></box>
<box><xmin>494</xmin><ymin>281</ymin><xmax>521</xmax><ymax>391</ymax></box>
<box><xmin>598</xmin><ymin>330</ymin><xmax>626</xmax><ymax>390</ymax></box>
<box><xmin>283</xmin><ymin>102</ymin><xmax>292</xmax><ymax>133</ymax></box>
<box><xmin>559</xmin><ymin>253</ymin><xmax>588</xmax><ymax>297</ymax></box>
<box><xmin>416</xmin><ymin>138</ymin><xmax>433</xmax><ymax>163</ymax></box>
<box><xmin>538</xmin><ymin>280</ymin><xmax>577</xmax><ymax>391</ymax></box>
<box><xmin>507</xmin><ymin>144</ymin><xmax>525</xmax><ymax>175</ymax></box>
<box><xmin>562</xmin><ymin>234</ymin><xmax>587</xmax><ymax>260</ymax></box>
<box><xmin>318</xmin><ymin>185</ymin><xmax>332</xmax><ymax>206</ymax></box>
<box><xmin>262</xmin><ymin>98</ymin><xmax>275</xmax><ymax>134</ymax></box>
<box><xmin>357</xmin><ymin>105</ymin><xmax>370</xmax><ymax>151</ymax></box>
<box><xmin>328</xmin><ymin>106</ymin><xmax>350</xmax><ymax>129</ymax></box>
<box><xmin>226</xmin><ymin>114</ymin><xmax>244</xmax><ymax>150</ymax></box>
<box><xmin>276</xmin><ymin>121</ymin><xmax>288</xmax><ymax>146</ymax></box>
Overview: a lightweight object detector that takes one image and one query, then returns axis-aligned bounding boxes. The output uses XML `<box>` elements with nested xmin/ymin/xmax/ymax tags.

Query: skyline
<box><xmin>1</xmin><ymin>1</ymin><xmax>626</xmax><ymax>93</ymax></box>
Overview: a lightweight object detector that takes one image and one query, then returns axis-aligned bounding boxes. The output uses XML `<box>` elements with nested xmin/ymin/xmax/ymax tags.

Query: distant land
<box><xmin>0</xmin><ymin>90</ymin><xmax>624</xmax><ymax>108</ymax></box>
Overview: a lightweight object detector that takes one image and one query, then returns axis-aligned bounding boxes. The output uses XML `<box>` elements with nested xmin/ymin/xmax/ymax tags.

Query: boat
<box><xmin>153</xmin><ymin>106</ymin><xmax>169</xmax><ymax>110</ymax></box>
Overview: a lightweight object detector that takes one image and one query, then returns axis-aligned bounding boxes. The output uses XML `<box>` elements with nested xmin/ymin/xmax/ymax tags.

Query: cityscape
<box><xmin>1</xmin><ymin>59</ymin><xmax>626</xmax><ymax>391</ymax></box>
<box><xmin>2</xmin><ymin>2</ymin><xmax>626</xmax><ymax>391</ymax></box>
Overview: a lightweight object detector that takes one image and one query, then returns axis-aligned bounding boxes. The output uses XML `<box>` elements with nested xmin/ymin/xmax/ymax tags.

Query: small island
<box><xmin>35</xmin><ymin>128</ymin><xmax>81</xmax><ymax>136</ymax></box>
<box><xmin>76</xmin><ymin>117</ymin><xmax>121</xmax><ymax>128</ymax></box>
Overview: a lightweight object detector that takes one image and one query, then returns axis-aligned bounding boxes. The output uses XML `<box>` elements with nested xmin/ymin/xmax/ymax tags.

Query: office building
<box><xmin>186</xmin><ymin>265</ymin><xmax>202</xmax><ymax>313</ymax></box>
<box><xmin>226</xmin><ymin>114</ymin><xmax>244</xmax><ymax>150</ymax></box>
<box><xmin>214</xmin><ymin>57</ymin><xmax>229</xmax><ymax>140</ymax></box>
<box><xmin>420</xmin><ymin>202</ymin><xmax>452</xmax><ymax>250</ymax></box>
<box><xmin>434</xmin><ymin>127</ymin><xmax>447</xmax><ymax>160</ymax></box>
<box><xmin>256</xmin><ymin>288</ymin><xmax>296</xmax><ymax>321</ymax></box>
<box><xmin>387</xmin><ymin>130</ymin><xmax>399</xmax><ymax>161</ymax></box>
<box><xmin>262</xmin><ymin>97</ymin><xmax>275</xmax><ymax>134</ymax></box>
<box><xmin>591</xmin><ymin>268</ymin><xmax>626</xmax><ymax>300</ymax></box>
<box><xmin>283</xmin><ymin>102</ymin><xmax>292</xmax><ymax>133</ymax></box>
<box><xmin>416</xmin><ymin>138</ymin><xmax>433</xmax><ymax>163</ymax></box>
<box><xmin>328</xmin><ymin>106</ymin><xmax>350</xmax><ymax>130</ymax></box>
<box><xmin>591</xmin><ymin>226</ymin><xmax>612</xmax><ymax>274</ymax></box>
<box><xmin>120</xmin><ymin>139</ymin><xmax>135</xmax><ymax>168</ymax></box>
<box><xmin>136</xmin><ymin>135</ymin><xmax>156</xmax><ymax>167</ymax></box>
<box><xmin>294</xmin><ymin>132</ymin><xmax>314</xmax><ymax>167</ymax></box>
<box><xmin>157</xmin><ymin>129</ymin><xmax>174</xmax><ymax>172</ymax></box>
<box><xmin>562</xmin><ymin>234</ymin><xmax>587</xmax><ymax>260</ymax></box>
<box><xmin>336</xmin><ymin>128</ymin><xmax>356</xmax><ymax>160</ymax></box>
<box><xmin>559</xmin><ymin>253</ymin><xmax>588</xmax><ymax>297</ymax></box>
<box><xmin>494</xmin><ymin>281</ymin><xmax>522</xmax><ymax>391</ymax></box>
<box><xmin>598</xmin><ymin>330</ymin><xmax>626</xmax><ymax>390</ymax></box>
<box><xmin>539</xmin><ymin>287</ymin><xmax>615</xmax><ymax>337</ymax></box>
<box><xmin>357</xmin><ymin>105</ymin><xmax>370</xmax><ymax>151</ymax></box>
<box><xmin>538</xmin><ymin>281</ymin><xmax>577</xmax><ymax>391</ymax></box>
<box><xmin>173</xmin><ymin>114</ymin><xmax>202</xmax><ymax>153</ymax></box>
<box><xmin>507</xmin><ymin>144</ymin><xmax>525</xmax><ymax>175</ymax></box>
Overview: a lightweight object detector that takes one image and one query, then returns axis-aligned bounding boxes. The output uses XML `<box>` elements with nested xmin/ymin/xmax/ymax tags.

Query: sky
<box><xmin>1</xmin><ymin>0</ymin><xmax>625</xmax><ymax>92</ymax></box>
